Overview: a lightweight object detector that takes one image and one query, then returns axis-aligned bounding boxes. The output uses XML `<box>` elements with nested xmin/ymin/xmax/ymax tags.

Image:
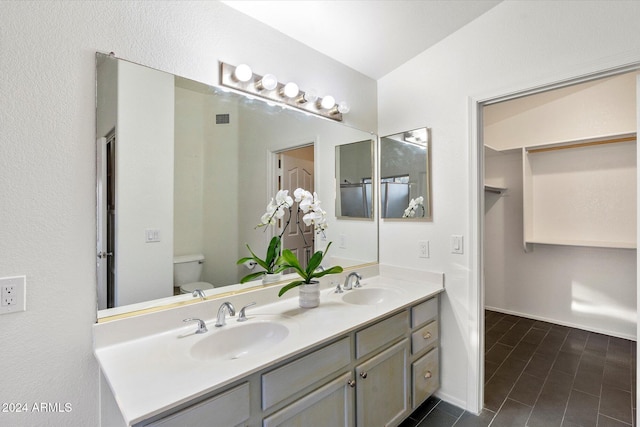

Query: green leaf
<box><xmin>239</xmin><ymin>271</ymin><xmax>266</xmax><ymax>284</ymax></box>
<box><xmin>312</xmin><ymin>265</ymin><xmax>344</xmax><ymax>278</ymax></box>
<box><xmin>265</xmin><ymin>236</ymin><xmax>281</xmax><ymax>266</ymax></box>
<box><xmin>306</xmin><ymin>250</ymin><xmax>324</xmax><ymax>277</ymax></box>
<box><xmin>278</xmin><ymin>280</ymin><xmax>305</xmax><ymax>297</ymax></box>
<box><xmin>236</xmin><ymin>256</ymin><xmax>254</xmax><ymax>265</ymax></box>
<box><xmin>278</xmin><ymin>249</ymin><xmax>305</xmax><ymax>277</ymax></box>
<box><xmin>245</xmin><ymin>244</ymin><xmax>269</xmax><ymax>270</ymax></box>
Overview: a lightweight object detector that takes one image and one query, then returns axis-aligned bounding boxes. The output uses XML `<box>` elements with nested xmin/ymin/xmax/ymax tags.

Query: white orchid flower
<box><xmin>275</xmin><ymin>189</ymin><xmax>293</xmax><ymax>208</ymax></box>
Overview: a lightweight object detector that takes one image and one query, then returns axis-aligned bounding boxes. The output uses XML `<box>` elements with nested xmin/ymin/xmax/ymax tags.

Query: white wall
<box><xmin>378</xmin><ymin>0</ymin><xmax>640</xmax><ymax>412</ymax></box>
<box><xmin>0</xmin><ymin>2</ymin><xmax>376</xmax><ymax>426</ymax></box>
<box><xmin>116</xmin><ymin>60</ymin><xmax>175</xmax><ymax>306</ymax></box>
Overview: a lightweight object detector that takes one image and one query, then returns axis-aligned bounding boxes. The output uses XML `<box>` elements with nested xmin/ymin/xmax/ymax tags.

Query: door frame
<box><xmin>469</xmin><ymin>61</ymin><xmax>640</xmax><ymax>413</ymax></box>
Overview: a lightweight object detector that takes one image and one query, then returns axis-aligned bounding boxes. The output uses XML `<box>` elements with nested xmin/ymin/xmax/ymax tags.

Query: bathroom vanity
<box><xmin>94</xmin><ymin>266</ymin><xmax>443</xmax><ymax>427</ymax></box>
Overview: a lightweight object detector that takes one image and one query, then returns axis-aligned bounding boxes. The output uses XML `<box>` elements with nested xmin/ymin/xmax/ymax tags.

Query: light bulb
<box><xmin>320</xmin><ymin>95</ymin><xmax>336</xmax><ymax>110</ymax></box>
<box><xmin>297</xmin><ymin>89</ymin><xmax>318</xmax><ymax>104</ymax></box>
<box><xmin>281</xmin><ymin>82</ymin><xmax>299</xmax><ymax>98</ymax></box>
<box><xmin>337</xmin><ymin>101</ymin><xmax>350</xmax><ymax>114</ymax></box>
<box><xmin>256</xmin><ymin>73</ymin><xmax>278</xmax><ymax>91</ymax></box>
<box><xmin>233</xmin><ymin>64</ymin><xmax>252</xmax><ymax>82</ymax></box>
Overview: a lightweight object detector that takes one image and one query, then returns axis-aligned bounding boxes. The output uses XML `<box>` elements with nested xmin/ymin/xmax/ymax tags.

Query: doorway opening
<box><xmin>276</xmin><ymin>144</ymin><xmax>315</xmax><ymax>270</ymax></box>
<box><xmin>475</xmin><ymin>66</ymin><xmax>640</xmax><ymax>415</ymax></box>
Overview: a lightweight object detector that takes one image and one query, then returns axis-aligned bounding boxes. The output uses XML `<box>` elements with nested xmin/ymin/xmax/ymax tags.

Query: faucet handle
<box><xmin>334</xmin><ymin>282</ymin><xmax>343</xmax><ymax>294</ymax></box>
<box><xmin>183</xmin><ymin>318</ymin><xmax>208</xmax><ymax>334</ymax></box>
<box><xmin>237</xmin><ymin>302</ymin><xmax>257</xmax><ymax>322</ymax></box>
<box><xmin>354</xmin><ymin>273</ymin><xmax>362</xmax><ymax>288</ymax></box>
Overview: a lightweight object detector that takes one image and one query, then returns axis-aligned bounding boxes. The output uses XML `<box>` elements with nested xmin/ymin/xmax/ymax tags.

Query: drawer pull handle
<box><xmin>359</xmin><ymin>371</ymin><xmax>368</xmax><ymax>379</ymax></box>
<box><xmin>423</xmin><ymin>332</ymin><xmax>432</xmax><ymax>339</ymax></box>
<box><xmin>347</xmin><ymin>379</ymin><xmax>356</xmax><ymax>388</ymax></box>
<box><xmin>424</xmin><ymin>371</ymin><xmax>432</xmax><ymax>379</ymax></box>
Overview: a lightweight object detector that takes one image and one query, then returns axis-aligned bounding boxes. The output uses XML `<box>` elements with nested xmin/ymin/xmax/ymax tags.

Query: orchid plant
<box><xmin>403</xmin><ymin>196</ymin><xmax>425</xmax><ymax>218</ymax></box>
<box><xmin>237</xmin><ymin>188</ymin><xmax>338</xmax><ymax>287</ymax></box>
<box><xmin>277</xmin><ymin>242</ymin><xmax>343</xmax><ymax>297</ymax></box>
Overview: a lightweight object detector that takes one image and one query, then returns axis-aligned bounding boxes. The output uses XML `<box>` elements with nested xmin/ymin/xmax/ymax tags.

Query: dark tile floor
<box><xmin>400</xmin><ymin>310</ymin><xmax>636</xmax><ymax>427</ymax></box>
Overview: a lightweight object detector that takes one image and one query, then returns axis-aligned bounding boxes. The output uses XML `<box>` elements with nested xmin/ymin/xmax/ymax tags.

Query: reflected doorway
<box><xmin>277</xmin><ymin>145</ymin><xmax>314</xmax><ymax>270</ymax></box>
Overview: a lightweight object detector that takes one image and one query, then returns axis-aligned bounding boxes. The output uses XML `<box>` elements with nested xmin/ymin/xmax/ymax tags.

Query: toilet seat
<box><xmin>179</xmin><ymin>281</ymin><xmax>215</xmax><ymax>294</ymax></box>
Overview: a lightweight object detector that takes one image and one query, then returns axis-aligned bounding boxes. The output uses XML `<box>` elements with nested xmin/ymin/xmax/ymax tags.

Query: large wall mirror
<box><xmin>96</xmin><ymin>53</ymin><xmax>378</xmax><ymax>318</ymax></box>
<box><xmin>380</xmin><ymin>128</ymin><xmax>432</xmax><ymax>220</ymax></box>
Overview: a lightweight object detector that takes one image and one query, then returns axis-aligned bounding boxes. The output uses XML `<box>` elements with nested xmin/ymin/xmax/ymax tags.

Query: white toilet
<box><xmin>173</xmin><ymin>254</ymin><xmax>215</xmax><ymax>294</ymax></box>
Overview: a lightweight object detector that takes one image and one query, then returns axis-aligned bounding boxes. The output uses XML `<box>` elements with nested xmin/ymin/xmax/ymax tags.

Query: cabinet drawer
<box><xmin>356</xmin><ymin>311</ymin><xmax>409</xmax><ymax>359</ymax></box>
<box><xmin>411</xmin><ymin>297</ymin><xmax>438</xmax><ymax>328</ymax></box>
<box><xmin>411</xmin><ymin>320</ymin><xmax>438</xmax><ymax>354</ymax></box>
<box><xmin>146</xmin><ymin>382</ymin><xmax>250</xmax><ymax>427</ymax></box>
<box><xmin>412</xmin><ymin>348</ymin><xmax>439</xmax><ymax>408</ymax></box>
<box><xmin>262</xmin><ymin>337</ymin><xmax>351</xmax><ymax>410</ymax></box>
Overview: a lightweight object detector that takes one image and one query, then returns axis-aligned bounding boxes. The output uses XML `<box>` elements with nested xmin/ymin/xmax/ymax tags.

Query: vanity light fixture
<box><xmin>219</xmin><ymin>62</ymin><xmax>347</xmax><ymax>121</ymax></box>
<box><xmin>329</xmin><ymin>101</ymin><xmax>351</xmax><ymax>116</ymax></box>
<box><xmin>281</xmin><ymin>82</ymin><xmax>300</xmax><ymax>98</ymax></box>
<box><xmin>233</xmin><ymin>64</ymin><xmax>253</xmax><ymax>83</ymax></box>
<box><xmin>295</xmin><ymin>88</ymin><xmax>317</xmax><ymax>104</ymax></box>
<box><xmin>319</xmin><ymin>95</ymin><xmax>336</xmax><ymax>110</ymax></box>
<box><xmin>255</xmin><ymin>73</ymin><xmax>278</xmax><ymax>91</ymax></box>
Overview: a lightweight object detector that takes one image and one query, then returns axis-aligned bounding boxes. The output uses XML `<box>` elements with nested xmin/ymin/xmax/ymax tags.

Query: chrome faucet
<box><xmin>183</xmin><ymin>318</ymin><xmax>208</xmax><ymax>334</ymax></box>
<box><xmin>215</xmin><ymin>301</ymin><xmax>236</xmax><ymax>327</ymax></box>
<box><xmin>192</xmin><ymin>289</ymin><xmax>206</xmax><ymax>300</ymax></box>
<box><xmin>343</xmin><ymin>272</ymin><xmax>362</xmax><ymax>290</ymax></box>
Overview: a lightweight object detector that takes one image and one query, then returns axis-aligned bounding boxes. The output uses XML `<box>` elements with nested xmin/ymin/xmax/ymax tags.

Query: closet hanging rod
<box><xmin>527</xmin><ymin>135</ymin><xmax>636</xmax><ymax>154</ymax></box>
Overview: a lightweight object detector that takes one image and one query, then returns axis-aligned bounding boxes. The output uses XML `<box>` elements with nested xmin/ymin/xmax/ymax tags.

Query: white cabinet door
<box><xmin>355</xmin><ymin>339</ymin><xmax>409</xmax><ymax>427</ymax></box>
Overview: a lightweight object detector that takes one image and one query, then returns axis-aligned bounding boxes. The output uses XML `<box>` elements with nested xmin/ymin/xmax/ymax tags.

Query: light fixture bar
<box><xmin>219</xmin><ymin>62</ymin><xmax>344</xmax><ymax>121</ymax></box>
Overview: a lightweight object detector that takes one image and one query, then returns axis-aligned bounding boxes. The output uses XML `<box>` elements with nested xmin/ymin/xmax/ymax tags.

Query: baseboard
<box><xmin>433</xmin><ymin>390</ymin><xmax>468</xmax><ymax>414</ymax></box>
<box><xmin>485</xmin><ymin>305</ymin><xmax>636</xmax><ymax>341</ymax></box>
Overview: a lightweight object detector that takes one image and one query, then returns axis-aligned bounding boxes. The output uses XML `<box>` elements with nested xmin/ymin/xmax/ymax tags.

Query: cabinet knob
<box><xmin>347</xmin><ymin>379</ymin><xmax>356</xmax><ymax>388</ymax></box>
<box><xmin>423</xmin><ymin>332</ymin><xmax>432</xmax><ymax>339</ymax></box>
<box><xmin>424</xmin><ymin>371</ymin><xmax>432</xmax><ymax>379</ymax></box>
<box><xmin>359</xmin><ymin>371</ymin><xmax>368</xmax><ymax>379</ymax></box>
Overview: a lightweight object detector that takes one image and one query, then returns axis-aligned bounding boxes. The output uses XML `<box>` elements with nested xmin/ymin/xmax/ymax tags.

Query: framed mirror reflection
<box><xmin>95</xmin><ymin>53</ymin><xmax>378</xmax><ymax>318</ymax></box>
<box><xmin>380</xmin><ymin>128</ymin><xmax>432</xmax><ymax>221</ymax></box>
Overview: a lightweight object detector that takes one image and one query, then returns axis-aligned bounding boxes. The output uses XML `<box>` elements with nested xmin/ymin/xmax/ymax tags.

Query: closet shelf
<box><xmin>484</xmin><ymin>185</ymin><xmax>507</xmax><ymax>194</ymax></box>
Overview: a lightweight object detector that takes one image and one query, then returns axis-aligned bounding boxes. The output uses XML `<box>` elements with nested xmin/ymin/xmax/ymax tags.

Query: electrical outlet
<box><xmin>418</xmin><ymin>241</ymin><xmax>429</xmax><ymax>258</ymax></box>
<box><xmin>339</xmin><ymin>234</ymin><xmax>347</xmax><ymax>249</ymax></box>
<box><xmin>0</xmin><ymin>276</ymin><xmax>26</xmax><ymax>314</ymax></box>
<box><xmin>2</xmin><ymin>284</ymin><xmax>16</xmax><ymax>306</ymax></box>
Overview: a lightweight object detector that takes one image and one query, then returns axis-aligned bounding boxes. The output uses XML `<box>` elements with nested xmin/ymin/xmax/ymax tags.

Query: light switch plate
<box><xmin>451</xmin><ymin>235</ymin><xmax>464</xmax><ymax>254</ymax></box>
<box><xmin>0</xmin><ymin>276</ymin><xmax>26</xmax><ymax>314</ymax></box>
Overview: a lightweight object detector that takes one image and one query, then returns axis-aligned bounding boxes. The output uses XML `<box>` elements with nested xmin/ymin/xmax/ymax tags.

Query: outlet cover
<box><xmin>418</xmin><ymin>241</ymin><xmax>429</xmax><ymax>258</ymax></box>
<box><xmin>0</xmin><ymin>276</ymin><xmax>26</xmax><ymax>314</ymax></box>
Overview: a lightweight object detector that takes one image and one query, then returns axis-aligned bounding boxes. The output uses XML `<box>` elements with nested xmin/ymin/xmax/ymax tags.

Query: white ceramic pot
<box><xmin>298</xmin><ymin>281</ymin><xmax>320</xmax><ymax>308</ymax></box>
<box><xmin>262</xmin><ymin>272</ymin><xmax>283</xmax><ymax>285</ymax></box>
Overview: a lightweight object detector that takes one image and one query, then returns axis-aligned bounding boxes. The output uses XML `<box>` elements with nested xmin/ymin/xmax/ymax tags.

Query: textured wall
<box><xmin>0</xmin><ymin>2</ymin><xmax>375</xmax><ymax>426</ymax></box>
<box><xmin>378</xmin><ymin>0</ymin><xmax>640</xmax><ymax>411</ymax></box>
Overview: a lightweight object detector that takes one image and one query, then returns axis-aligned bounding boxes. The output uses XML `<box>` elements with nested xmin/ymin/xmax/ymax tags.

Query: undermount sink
<box><xmin>341</xmin><ymin>287</ymin><xmax>400</xmax><ymax>305</ymax></box>
<box><xmin>190</xmin><ymin>321</ymin><xmax>290</xmax><ymax>361</ymax></box>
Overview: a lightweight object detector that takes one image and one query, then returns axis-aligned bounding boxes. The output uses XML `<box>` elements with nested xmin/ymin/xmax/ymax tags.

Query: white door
<box><xmin>279</xmin><ymin>145</ymin><xmax>314</xmax><ymax>270</ymax></box>
<box><xmin>97</xmin><ymin>134</ymin><xmax>116</xmax><ymax>310</ymax></box>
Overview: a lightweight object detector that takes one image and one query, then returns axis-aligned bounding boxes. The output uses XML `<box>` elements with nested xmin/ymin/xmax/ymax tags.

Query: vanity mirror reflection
<box><xmin>335</xmin><ymin>140</ymin><xmax>374</xmax><ymax>219</ymax></box>
<box><xmin>380</xmin><ymin>128</ymin><xmax>432</xmax><ymax>220</ymax></box>
<box><xmin>95</xmin><ymin>53</ymin><xmax>378</xmax><ymax>318</ymax></box>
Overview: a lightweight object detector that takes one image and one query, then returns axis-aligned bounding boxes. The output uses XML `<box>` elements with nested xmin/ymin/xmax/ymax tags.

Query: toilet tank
<box><xmin>173</xmin><ymin>254</ymin><xmax>205</xmax><ymax>285</ymax></box>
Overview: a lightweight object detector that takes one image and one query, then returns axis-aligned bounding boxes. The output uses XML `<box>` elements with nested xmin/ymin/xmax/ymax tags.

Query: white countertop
<box><xmin>94</xmin><ymin>268</ymin><xmax>444</xmax><ymax>425</ymax></box>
